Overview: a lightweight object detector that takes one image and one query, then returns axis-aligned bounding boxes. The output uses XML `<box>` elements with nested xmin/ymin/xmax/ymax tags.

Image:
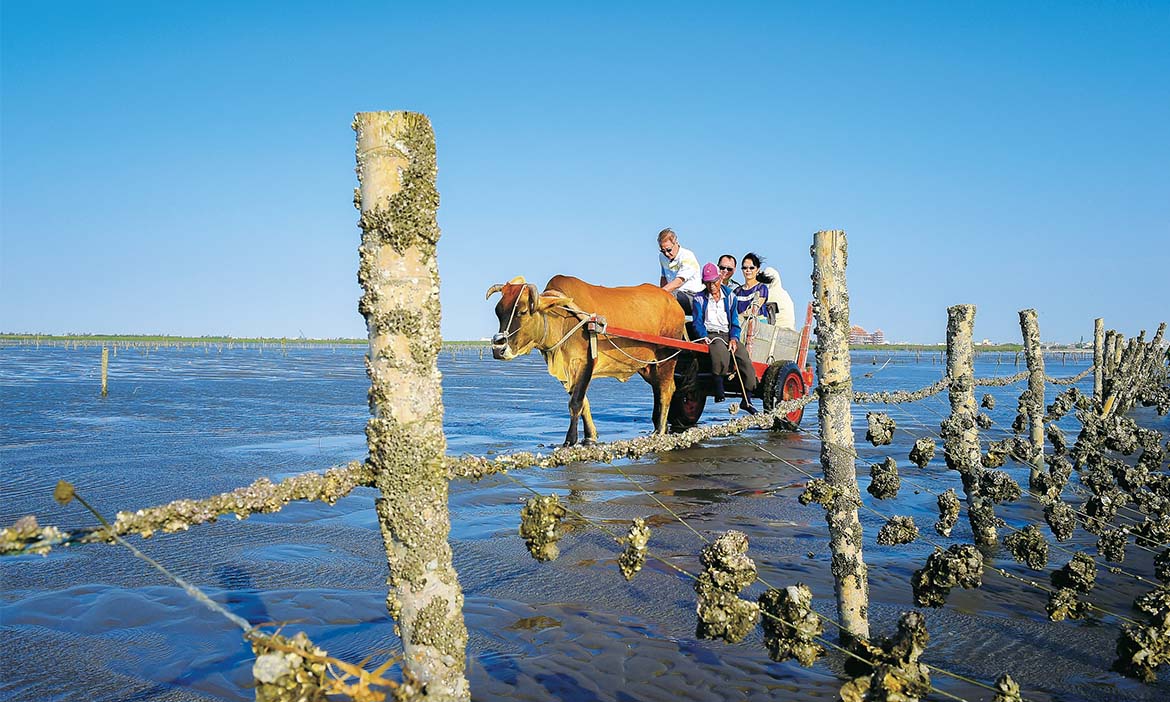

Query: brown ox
<box><xmin>486</xmin><ymin>275</ymin><xmax>685</xmax><ymax>446</ymax></box>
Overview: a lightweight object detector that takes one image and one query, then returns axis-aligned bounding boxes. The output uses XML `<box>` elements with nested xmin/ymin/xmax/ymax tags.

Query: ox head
<box><xmin>485</xmin><ymin>276</ymin><xmax>573</xmax><ymax>360</ymax></box>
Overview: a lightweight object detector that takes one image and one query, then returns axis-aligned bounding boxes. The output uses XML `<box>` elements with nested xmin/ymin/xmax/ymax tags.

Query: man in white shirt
<box><xmin>657</xmin><ymin>228</ymin><xmax>703</xmax><ymax>315</ymax></box>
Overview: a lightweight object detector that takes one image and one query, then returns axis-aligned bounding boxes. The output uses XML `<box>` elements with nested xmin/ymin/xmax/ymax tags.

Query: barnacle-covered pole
<box><xmin>1102</xmin><ymin>330</ymin><xmax>1115</xmax><ymax>388</ymax></box>
<box><xmin>101</xmin><ymin>346</ymin><xmax>109</xmax><ymax>397</ymax></box>
<box><xmin>1093</xmin><ymin>318</ymin><xmax>1104</xmax><ymax>403</ymax></box>
<box><xmin>1019</xmin><ymin>309</ymin><xmax>1045</xmax><ymax>483</ymax></box>
<box><xmin>354</xmin><ymin>111</ymin><xmax>469</xmax><ymax>700</ymax></box>
<box><xmin>945</xmin><ymin>305</ymin><xmax>997</xmax><ymax>546</ymax></box>
<box><xmin>810</xmin><ymin>229</ymin><xmax>870</xmax><ymax>642</ymax></box>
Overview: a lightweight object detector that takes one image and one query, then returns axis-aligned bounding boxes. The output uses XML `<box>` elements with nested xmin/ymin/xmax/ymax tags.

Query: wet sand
<box><xmin>1</xmin><ymin>346</ymin><xmax>1167</xmax><ymax>700</ymax></box>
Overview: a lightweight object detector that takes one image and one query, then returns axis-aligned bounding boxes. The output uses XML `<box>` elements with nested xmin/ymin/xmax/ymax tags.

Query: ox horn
<box><xmin>525</xmin><ymin>283</ymin><xmax>540</xmax><ymax>314</ymax></box>
<box><xmin>485</xmin><ymin>275</ymin><xmax>528</xmax><ymax>300</ymax></box>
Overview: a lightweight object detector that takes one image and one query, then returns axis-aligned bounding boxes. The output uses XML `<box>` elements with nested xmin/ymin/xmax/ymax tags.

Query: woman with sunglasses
<box><xmin>734</xmin><ymin>252</ymin><xmax>772</xmax><ymax>331</ymax></box>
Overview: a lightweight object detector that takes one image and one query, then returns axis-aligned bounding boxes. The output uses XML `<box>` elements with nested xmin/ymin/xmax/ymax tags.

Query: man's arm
<box><xmin>663</xmin><ymin>276</ymin><xmax>683</xmax><ymax>293</ymax></box>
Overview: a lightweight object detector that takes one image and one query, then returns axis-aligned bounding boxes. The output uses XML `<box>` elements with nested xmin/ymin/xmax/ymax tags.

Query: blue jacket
<box><xmin>692</xmin><ymin>286</ymin><xmax>741</xmax><ymax>341</ymax></box>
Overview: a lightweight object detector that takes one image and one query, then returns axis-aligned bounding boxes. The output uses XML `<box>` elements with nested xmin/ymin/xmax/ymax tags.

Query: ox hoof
<box><xmin>581</xmin><ymin>438</ymin><xmax>597</xmax><ymax>447</ymax></box>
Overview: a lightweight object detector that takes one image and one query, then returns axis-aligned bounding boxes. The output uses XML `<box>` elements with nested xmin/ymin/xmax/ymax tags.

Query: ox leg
<box><xmin>564</xmin><ymin>357</ymin><xmax>596</xmax><ymax>447</ymax></box>
<box><xmin>654</xmin><ymin>358</ymin><xmax>678</xmax><ymax>434</ymax></box>
<box><xmin>580</xmin><ymin>396</ymin><xmax>598</xmax><ymax>446</ymax></box>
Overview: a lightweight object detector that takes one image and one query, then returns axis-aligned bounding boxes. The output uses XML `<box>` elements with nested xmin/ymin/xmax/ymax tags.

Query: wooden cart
<box><xmin>598</xmin><ymin>303</ymin><xmax>815</xmax><ymax>430</ymax></box>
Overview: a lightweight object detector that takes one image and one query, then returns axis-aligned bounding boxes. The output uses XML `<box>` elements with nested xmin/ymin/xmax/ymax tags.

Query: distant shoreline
<box><xmin>2</xmin><ymin>334</ymin><xmax>1097</xmax><ymax>353</ymax></box>
<box><xmin>0</xmin><ymin>333</ymin><xmax>484</xmax><ymax>346</ymax></box>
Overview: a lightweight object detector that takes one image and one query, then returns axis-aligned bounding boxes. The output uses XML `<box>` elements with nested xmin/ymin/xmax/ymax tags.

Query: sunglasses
<box><xmin>718</xmin><ymin>265</ymin><xmax>735</xmax><ymax>272</ymax></box>
<box><xmin>742</xmin><ymin>265</ymin><xmax>757</xmax><ymax>270</ymax></box>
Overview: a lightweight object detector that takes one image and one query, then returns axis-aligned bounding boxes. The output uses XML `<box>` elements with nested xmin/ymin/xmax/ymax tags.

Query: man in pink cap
<box><xmin>691</xmin><ymin>262</ymin><xmax>757</xmax><ymax>413</ymax></box>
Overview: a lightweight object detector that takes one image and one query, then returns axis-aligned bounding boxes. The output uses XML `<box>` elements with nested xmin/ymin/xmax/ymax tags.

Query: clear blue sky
<box><xmin>3</xmin><ymin>1</ymin><xmax>1167</xmax><ymax>343</ymax></box>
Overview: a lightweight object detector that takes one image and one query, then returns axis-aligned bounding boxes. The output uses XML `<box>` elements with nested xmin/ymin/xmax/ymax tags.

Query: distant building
<box><xmin>849</xmin><ymin>325</ymin><xmax>887</xmax><ymax>345</ymax></box>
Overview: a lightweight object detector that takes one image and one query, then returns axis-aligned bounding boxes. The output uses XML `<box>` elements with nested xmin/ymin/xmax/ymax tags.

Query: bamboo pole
<box><xmin>1018</xmin><ymin>309</ymin><xmax>1045</xmax><ymax>483</ymax></box>
<box><xmin>354</xmin><ymin>111</ymin><xmax>469</xmax><ymax>700</ymax></box>
<box><xmin>101</xmin><ymin>346</ymin><xmax>109</xmax><ymax>397</ymax></box>
<box><xmin>810</xmin><ymin>229</ymin><xmax>870</xmax><ymax>642</ymax></box>
<box><xmin>1093</xmin><ymin>318</ymin><xmax>1104</xmax><ymax>403</ymax></box>
<box><xmin>944</xmin><ymin>305</ymin><xmax>997</xmax><ymax>546</ymax></box>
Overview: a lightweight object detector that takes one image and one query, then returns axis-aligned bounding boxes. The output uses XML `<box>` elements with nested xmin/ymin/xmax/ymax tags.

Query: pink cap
<box><xmin>701</xmin><ymin>262</ymin><xmax>720</xmax><ymax>282</ymax></box>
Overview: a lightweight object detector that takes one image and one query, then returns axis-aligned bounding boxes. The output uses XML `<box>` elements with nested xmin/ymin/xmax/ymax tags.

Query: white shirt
<box><xmin>772</xmin><ymin>286</ymin><xmax>796</xmax><ymax>330</ymax></box>
<box><xmin>659</xmin><ymin>245</ymin><xmax>704</xmax><ymax>294</ymax></box>
<box><xmin>704</xmin><ymin>293</ymin><xmax>730</xmax><ymax>333</ymax></box>
<box><xmin>762</xmin><ymin>266</ymin><xmax>797</xmax><ymax>331</ymax></box>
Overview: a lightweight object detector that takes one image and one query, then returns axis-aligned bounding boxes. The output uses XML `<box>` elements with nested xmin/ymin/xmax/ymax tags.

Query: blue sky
<box><xmin>3</xmin><ymin>1</ymin><xmax>1167</xmax><ymax>343</ymax></box>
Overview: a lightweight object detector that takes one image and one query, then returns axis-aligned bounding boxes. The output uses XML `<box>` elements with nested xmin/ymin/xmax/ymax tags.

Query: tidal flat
<box><xmin>1</xmin><ymin>344</ymin><xmax>1166</xmax><ymax>701</ymax></box>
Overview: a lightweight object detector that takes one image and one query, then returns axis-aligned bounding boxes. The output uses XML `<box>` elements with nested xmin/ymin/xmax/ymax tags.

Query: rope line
<box><xmin>903</xmin><ymin>389</ymin><xmax>1163</xmax><ymax>554</ymax></box>
<box><xmin>600</xmin><ymin>334</ymin><xmax>683</xmax><ymax>366</ymax></box>
<box><xmin>1046</xmin><ymin>367</ymin><xmax>1094</xmax><ymax>385</ymax></box>
<box><xmin>501</xmin><ymin>472</ymin><xmax>984</xmax><ymax>702</ymax></box>
<box><xmin>773</xmin><ymin>440</ymin><xmax>1149</xmax><ymax>628</ymax></box>
<box><xmin>874</xmin><ymin>399</ymin><xmax>1163</xmax><ymax>581</ymax></box>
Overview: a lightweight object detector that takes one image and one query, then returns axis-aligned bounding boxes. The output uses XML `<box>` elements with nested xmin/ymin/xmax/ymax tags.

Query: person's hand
<box><xmin>729</xmin><ymin>338</ymin><xmax>738</xmax><ymax>353</ymax></box>
<box><xmin>701</xmin><ymin>337</ymin><xmax>711</xmax><ymax>345</ymax></box>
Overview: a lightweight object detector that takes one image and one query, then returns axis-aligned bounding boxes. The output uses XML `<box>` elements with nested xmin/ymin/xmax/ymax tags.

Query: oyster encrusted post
<box><xmin>1019</xmin><ymin>309</ymin><xmax>1046</xmax><ymax>483</ymax></box>
<box><xmin>810</xmin><ymin>229</ymin><xmax>871</xmax><ymax>642</ymax></box>
<box><xmin>945</xmin><ymin>304</ymin><xmax>997</xmax><ymax>546</ymax></box>
<box><xmin>354</xmin><ymin>111</ymin><xmax>470</xmax><ymax>700</ymax></box>
<box><xmin>1093</xmin><ymin>318</ymin><xmax>1104</xmax><ymax>403</ymax></box>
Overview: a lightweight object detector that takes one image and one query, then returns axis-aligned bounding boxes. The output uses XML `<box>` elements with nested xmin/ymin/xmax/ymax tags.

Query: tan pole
<box><xmin>1019</xmin><ymin>309</ymin><xmax>1045</xmax><ymax>484</ymax></box>
<box><xmin>811</xmin><ymin>229</ymin><xmax>870</xmax><ymax>642</ymax></box>
<box><xmin>1093</xmin><ymin>318</ymin><xmax>1104</xmax><ymax>403</ymax></box>
<box><xmin>945</xmin><ymin>304</ymin><xmax>997</xmax><ymax>546</ymax></box>
<box><xmin>101</xmin><ymin>346</ymin><xmax>109</xmax><ymax>397</ymax></box>
<box><xmin>354</xmin><ymin>111</ymin><xmax>469</xmax><ymax>700</ymax></box>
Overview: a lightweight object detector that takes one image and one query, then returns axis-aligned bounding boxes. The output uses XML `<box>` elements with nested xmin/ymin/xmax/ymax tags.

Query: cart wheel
<box><xmin>761</xmin><ymin>361</ymin><xmax>806</xmax><ymax>430</ymax></box>
<box><xmin>668</xmin><ymin>387</ymin><xmax>707</xmax><ymax>430</ymax></box>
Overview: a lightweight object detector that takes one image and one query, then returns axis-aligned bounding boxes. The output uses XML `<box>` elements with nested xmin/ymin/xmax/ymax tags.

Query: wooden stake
<box><xmin>1019</xmin><ymin>309</ymin><xmax>1045</xmax><ymax>483</ymax></box>
<box><xmin>101</xmin><ymin>346</ymin><xmax>109</xmax><ymax>397</ymax></box>
<box><xmin>945</xmin><ymin>305</ymin><xmax>997</xmax><ymax>546</ymax></box>
<box><xmin>1093</xmin><ymin>318</ymin><xmax>1104</xmax><ymax>403</ymax></box>
<box><xmin>354</xmin><ymin>111</ymin><xmax>469</xmax><ymax>699</ymax></box>
<box><xmin>811</xmin><ymin>229</ymin><xmax>870</xmax><ymax>642</ymax></box>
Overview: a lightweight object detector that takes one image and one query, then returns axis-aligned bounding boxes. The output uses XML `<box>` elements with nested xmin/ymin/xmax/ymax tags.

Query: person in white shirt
<box><xmin>762</xmin><ymin>265</ymin><xmax>796</xmax><ymax>331</ymax></box>
<box><xmin>657</xmin><ymin>228</ymin><xmax>703</xmax><ymax>315</ymax></box>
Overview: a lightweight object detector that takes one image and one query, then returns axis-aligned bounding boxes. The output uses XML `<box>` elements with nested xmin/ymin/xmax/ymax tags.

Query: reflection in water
<box><xmin>1</xmin><ymin>346</ymin><xmax>1166</xmax><ymax>700</ymax></box>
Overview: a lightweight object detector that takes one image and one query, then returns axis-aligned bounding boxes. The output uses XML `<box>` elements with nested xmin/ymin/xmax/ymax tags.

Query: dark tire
<box><xmin>761</xmin><ymin>361</ymin><xmax>807</xmax><ymax>430</ymax></box>
<box><xmin>668</xmin><ymin>387</ymin><xmax>707</xmax><ymax>430</ymax></box>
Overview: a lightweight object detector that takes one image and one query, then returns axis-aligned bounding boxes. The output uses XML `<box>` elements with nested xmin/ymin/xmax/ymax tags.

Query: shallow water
<box><xmin>1</xmin><ymin>344</ymin><xmax>1166</xmax><ymax>701</ymax></box>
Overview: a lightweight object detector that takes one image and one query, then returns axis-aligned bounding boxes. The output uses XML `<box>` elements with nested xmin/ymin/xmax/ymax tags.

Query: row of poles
<box><xmin>355</xmin><ymin>112</ymin><xmax>1154</xmax><ymax>699</ymax></box>
<box><xmin>811</xmin><ymin>230</ymin><xmax>1153</xmax><ymax>638</ymax></box>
